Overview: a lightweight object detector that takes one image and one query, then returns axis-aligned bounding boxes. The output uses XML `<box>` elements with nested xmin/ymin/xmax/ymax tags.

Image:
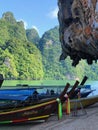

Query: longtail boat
<box><xmin>0</xmin><ymin>75</ymin><xmax>91</xmax><ymax>111</ymax></box>
<box><xmin>75</xmin><ymin>89</ymin><xmax>95</xmax><ymax>98</ymax></box>
<box><xmin>0</xmin><ymin>80</ymin><xmax>80</xmax><ymax>124</ymax></box>
<box><xmin>0</xmin><ymin>80</ymin><xmax>79</xmax><ymax>109</ymax></box>
<box><xmin>0</xmin><ymin>82</ymin><xmax>70</xmax><ymax>124</ymax></box>
<box><xmin>0</xmin><ymin>75</ymin><xmax>89</xmax><ymax>102</ymax></box>
<box><xmin>0</xmin><ymin>76</ymin><xmax>89</xmax><ymax>110</ymax></box>
<box><xmin>63</xmin><ymin>95</ymin><xmax>98</xmax><ymax>111</ymax></box>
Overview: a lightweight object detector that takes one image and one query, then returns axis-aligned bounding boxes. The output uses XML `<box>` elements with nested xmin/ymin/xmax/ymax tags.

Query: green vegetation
<box><xmin>38</xmin><ymin>26</ymin><xmax>94</xmax><ymax>80</ymax></box>
<box><xmin>0</xmin><ymin>12</ymin><xmax>98</xmax><ymax>80</ymax></box>
<box><xmin>0</xmin><ymin>12</ymin><xmax>44</xmax><ymax>80</ymax></box>
<box><xmin>26</xmin><ymin>28</ymin><xmax>40</xmax><ymax>46</ymax></box>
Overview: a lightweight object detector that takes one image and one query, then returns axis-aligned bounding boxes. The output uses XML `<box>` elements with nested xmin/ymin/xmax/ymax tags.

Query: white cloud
<box><xmin>48</xmin><ymin>7</ymin><xmax>58</xmax><ymax>19</ymax></box>
<box><xmin>23</xmin><ymin>21</ymin><xmax>28</xmax><ymax>29</ymax></box>
<box><xmin>32</xmin><ymin>25</ymin><xmax>39</xmax><ymax>33</ymax></box>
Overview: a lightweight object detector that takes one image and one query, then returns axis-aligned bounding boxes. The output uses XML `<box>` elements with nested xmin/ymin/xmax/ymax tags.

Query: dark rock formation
<box><xmin>58</xmin><ymin>0</ymin><xmax>98</xmax><ymax>66</ymax></box>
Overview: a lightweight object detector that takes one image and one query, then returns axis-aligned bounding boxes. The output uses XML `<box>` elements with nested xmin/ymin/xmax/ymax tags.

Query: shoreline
<box><xmin>30</xmin><ymin>102</ymin><xmax>98</xmax><ymax>130</ymax></box>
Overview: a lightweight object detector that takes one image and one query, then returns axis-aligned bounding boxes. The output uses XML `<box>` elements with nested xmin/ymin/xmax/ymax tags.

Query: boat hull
<box><xmin>0</xmin><ymin>98</ymin><xmax>57</xmax><ymax>124</ymax></box>
<box><xmin>63</xmin><ymin>95</ymin><xmax>98</xmax><ymax>111</ymax></box>
<box><xmin>0</xmin><ymin>82</ymin><xmax>71</xmax><ymax>124</ymax></box>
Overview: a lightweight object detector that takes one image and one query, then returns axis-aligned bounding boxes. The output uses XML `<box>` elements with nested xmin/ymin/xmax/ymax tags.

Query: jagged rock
<box><xmin>58</xmin><ymin>0</ymin><xmax>98</xmax><ymax>66</ymax></box>
<box><xmin>2</xmin><ymin>12</ymin><xmax>16</xmax><ymax>24</ymax></box>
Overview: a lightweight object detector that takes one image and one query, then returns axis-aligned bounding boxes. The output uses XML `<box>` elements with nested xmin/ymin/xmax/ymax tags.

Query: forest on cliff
<box><xmin>0</xmin><ymin>12</ymin><xmax>98</xmax><ymax>80</ymax></box>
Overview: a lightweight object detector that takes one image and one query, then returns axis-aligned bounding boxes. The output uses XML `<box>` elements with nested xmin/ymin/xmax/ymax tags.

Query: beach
<box><xmin>1</xmin><ymin>102</ymin><xmax>98</xmax><ymax>130</ymax></box>
<box><xmin>30</xmin><ymin>103</ymin><xmax>98</xmax><ymax>130</ymax></box>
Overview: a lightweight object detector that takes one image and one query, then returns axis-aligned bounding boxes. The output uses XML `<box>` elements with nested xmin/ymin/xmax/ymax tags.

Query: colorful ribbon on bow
<box><xmin>56</xmin><ymin>98</ymin><xmax>62</xmax><ymax>120</ymax></box>
<box><xmin>64</xmin><ymin>94</ymin><xmax>70</xmax><ymax>115</ymax></box>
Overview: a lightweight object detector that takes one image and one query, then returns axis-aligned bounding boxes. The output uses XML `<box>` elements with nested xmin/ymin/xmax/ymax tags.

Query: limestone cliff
<box><xmin>58</xmin><ymin>0</ymin><xmax>98</xmax><ymax>66</ymax></box>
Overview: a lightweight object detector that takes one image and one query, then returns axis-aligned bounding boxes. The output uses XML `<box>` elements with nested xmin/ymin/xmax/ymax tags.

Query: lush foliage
<box><xmin>38</xmin><ymin>26</ymin><xmax>98</xmax><ymax>80</ymax></box>
<box><xmin>26</xmin><ymin>28</ymin><xmax>40</xmax><ymax>46</ymax></box>
<box><xmin>0</xmin><ymin>12</ymin><xmax>44</xmax><ymax>80</ymax></box>
<box><xmin>0</xmin><ymin>12</ymin><xmax>98</xmax><ymax>80</ymax></box>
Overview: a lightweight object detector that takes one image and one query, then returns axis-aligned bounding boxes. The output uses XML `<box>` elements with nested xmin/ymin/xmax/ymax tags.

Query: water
<box><xmin>1</xmin><ymin>81</ymin><xmax>98</xmax><ymax>130</ymax></box>
<box><xmin>89</xmin><ymin>81</ymin><xmax>98</xmax><ymax>95</ymax></box>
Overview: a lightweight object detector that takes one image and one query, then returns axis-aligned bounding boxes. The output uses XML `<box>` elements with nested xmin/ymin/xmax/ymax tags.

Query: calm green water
<box><xmin>2</xmin><ymin>80</ymin><xmax>76</xmax><ymax>87</ymax></box>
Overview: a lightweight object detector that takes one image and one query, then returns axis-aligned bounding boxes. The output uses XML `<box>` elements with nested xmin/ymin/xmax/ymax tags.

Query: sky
<box><xmin>0</xmin><ymin>0</ymin><xmax>59</xmax><ymax>37</ymax></box>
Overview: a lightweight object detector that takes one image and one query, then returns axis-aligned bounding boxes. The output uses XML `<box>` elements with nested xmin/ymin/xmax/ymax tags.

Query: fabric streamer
<box><xmin>56</xmin><ymin>98</ymin><xmax>62</xmax><ymax>120</ymax></box>
<box><xmin>67</xmin><ymin>97</ymin><xmax>70</xmax><ymax>114</ymax></box>
<box><xmin>77</xmin><ymin>89</ymin><xmax>81</xmax><ymax>99</ymax></box>
<box><xmin>65</xmin><ymin>94</ymin><xmax>70</xmax><ymax>115</ymax></box>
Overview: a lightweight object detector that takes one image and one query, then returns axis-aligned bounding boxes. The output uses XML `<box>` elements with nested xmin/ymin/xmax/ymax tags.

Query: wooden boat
<box><xmin>0</xmin><ymin>87</ymin><xmax>60</xmax><ymax>106</ymax></box>
<box><xmin>0</xmin><ymin>82</ymin><xmax>71</xmax><ymax>124</ymax></box>
<box><xmin>0</xmin><ymin>88</ymin><xmax>93</xmax><ymax>101</ymax></box>
<box><xmin>0</xmin><ymin>76</ymin><xmax>88</xmax><ymax>110</ymax></box>
<box><xmin>0</xmin><ymin>80</ymin><xmax>79</xmax><ymax>109</ymax></box>
<box><xmin>63</xmin><ymin>95</ymin><xmax>98</xmax><ymax>111</ymax></box>
<box><xmin>73</xmin><ymin>89</ymin><xmax>95</xmax><ymax>99</ymax></box>
<box><xmin>0</xmin><ymin>80</ymin><xmax>81</xmax><ymax>124</ymax></box>
<box><xmin>0</xmin><ymin>87</ymin><xmax>93</xmax><ymax>102</ymax></box>
<box><xmin>0</xmin><ymin>75</ymin><xmax>88</xmax><ymax>99</ymax></box>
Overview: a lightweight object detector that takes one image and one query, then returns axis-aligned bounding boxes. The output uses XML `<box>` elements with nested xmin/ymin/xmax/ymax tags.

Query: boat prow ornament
<box><xmin>58</xmin><ymin>0</ymin><xmax>98</xmax><ymax>66</ymax></box>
